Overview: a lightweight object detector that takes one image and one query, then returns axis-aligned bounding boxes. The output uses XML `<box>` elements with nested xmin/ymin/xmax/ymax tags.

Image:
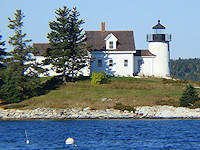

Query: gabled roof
<box><xmin>33</xmin><ymin>31</ymin><xmax>136</xmax><ymax>55</ymax></box>
<box><xmin>152</xmin><ymin>20</ymin><xmax>165</xmax><ymax>29</ymax></box>
<box><xmin>104</xmin><ymin>33</ymin><xmax>118</xmax><ymax>41</ymax></box>
<box><xmin>86</xmin><ymin>31</ymin><xmax>135</xmax><ymax>51</ymax></box>
<box><xmin>135</xmin><ymin>50</ymin><xmax>156</xmax><ymax>56</ymax></box>
<box><xmin>33</xmin><ymin>43</ymin><xmax>50</xmax><ymax>56</ymax></box>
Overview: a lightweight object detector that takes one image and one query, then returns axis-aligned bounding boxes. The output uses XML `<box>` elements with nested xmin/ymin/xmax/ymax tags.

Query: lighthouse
<box><xmin>147</xmin><ymin>20</ymin><xmax>171</xmax><ymax>77</ymax></box>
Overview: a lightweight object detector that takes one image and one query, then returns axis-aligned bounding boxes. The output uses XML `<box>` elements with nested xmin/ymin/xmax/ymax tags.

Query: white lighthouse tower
<box><xmin>147</xmin><ymin>20</ymin><xmax>171</xmax><ymax>77</ymax></box>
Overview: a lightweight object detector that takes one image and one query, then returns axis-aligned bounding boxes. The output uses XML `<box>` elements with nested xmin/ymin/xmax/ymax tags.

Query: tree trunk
<box><xmin>62</xmin><ymin>67</ymin><xmax>67</xmax><ymax>84</ymax></box>
<box><xmin>62</xmin><ymin>75</ymin><xmax>67</xmax><ymax>84</ymax></box>
<box><xmin>71</xmin><ymin>57</ymin><xmax>75</xmax><ymax>82</ymax></box>
<box><xmin>71</xmin><ymin>71</ymin><xmax>74</xmax><ymax>82</ymax></box>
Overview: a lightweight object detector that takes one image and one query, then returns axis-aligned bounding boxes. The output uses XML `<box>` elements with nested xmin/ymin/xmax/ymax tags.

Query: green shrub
<box><xmin>0</xmin><ymin>77</ymin><xmax>4</xmax><ymax>88</ymax></box>
<box><xmin>114</xmin><ymin>103</ymin><xmax>135</xmax><ymax>112</ymax></box>
<box><xmin>91</xmin><ymin>71</ymin><xmax>108</xmax><ymax>85</ymax></box>
<box><xmin>179</xmin><ymin>84</ymin><xmax>199</xmax><ymax>107</ymax></box>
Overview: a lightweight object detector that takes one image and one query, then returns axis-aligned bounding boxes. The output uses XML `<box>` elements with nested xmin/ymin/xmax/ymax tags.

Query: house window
<box><xmin>109</xmin><ymin>60</ymin><xmax>113</xmax><ymax>67</ymax></box>
<box><xmin>124</xmin><ymin>59</ymin><xmax>128</xmax><ymax>67</ymax></box>
<box><xmin>98</xmin><ymin>60</ymin><xmax>102</xmax><ymax>67</ymax></box>
<box><xmin>109</xmin><ymin>41</ymin><xmax>113</xmax><ymax>49</ymax></box>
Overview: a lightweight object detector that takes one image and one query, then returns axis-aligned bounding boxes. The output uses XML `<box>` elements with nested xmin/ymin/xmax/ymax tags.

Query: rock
<box><xmin>124</xmin><ymin>110</ymin><xmax>129</xmax><ymax>113</ymax></box>
<box><xmin>137</xmin><ymin>72</ymin><xmax>144</xmax><ymax>76</ymax></box>
<box><xmin>101</xmin><ymin>98</ymin><xmax>112</xmax><ymax>102</ymax></box>
<box><xmin>195</xmin><ymin>108</ymin><xmax>200</xmax><ymax>112</ymax></box>
<box><xmin>83</xmin><ymin>107</ymin><xmax>91</xmax><ymax>111</ymax></box>
<box><xmin>0</xmin><ymin>105</ymin><xmax>200</xmax><ymax>119</ymax></box>
<box><xmin>101</xmin><ymin>98</ymin><xmax>107</xmax><ymax>101</ymax></box>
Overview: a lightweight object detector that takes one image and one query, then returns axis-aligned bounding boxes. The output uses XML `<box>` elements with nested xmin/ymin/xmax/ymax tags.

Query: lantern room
<box><xmin>147</xmin><ymin>20</ymin><xmax>171</xmax><ymax>42</ymax></box>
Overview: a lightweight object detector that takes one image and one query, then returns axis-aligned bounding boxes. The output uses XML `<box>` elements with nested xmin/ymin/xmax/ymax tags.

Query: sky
<box><xmin>0</xmin><ymin>0</ymin><xmax>200</xmax><ymax>59</ymax></box>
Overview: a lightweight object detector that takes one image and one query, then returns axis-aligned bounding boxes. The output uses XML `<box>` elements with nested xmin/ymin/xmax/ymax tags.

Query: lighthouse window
<box><xmin>124</xmin><ymin>59</ymin><xmax>128</xmax><ymax>67</ymax></box>
<box><xmin>153</xmin><ymin>29</ymin><xmax>165</xmax><ymax>34</ymax></box>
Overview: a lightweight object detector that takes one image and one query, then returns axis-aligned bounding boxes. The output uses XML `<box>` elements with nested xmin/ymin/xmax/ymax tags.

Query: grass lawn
<box><xmin>3</xmin><ymin>76</ymin><xmax>200</xmax><ymax>109</ymax></box>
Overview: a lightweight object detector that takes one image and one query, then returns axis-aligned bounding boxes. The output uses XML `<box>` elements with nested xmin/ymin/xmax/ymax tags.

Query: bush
<box><xmin>0</xmin><ymin>78</ymin><xmax>4</xmax><ymax>88</ymax></box>
<box><xmin>114</xmin><ymin>103</ymin><xmax>135</xmax><ymax>112</ymax></box>
<box><xmin>91</xmin><ymin>71</ymin><xmax>108</xmax><ymax>85</ymax></box>
<box><xmin>179</xmin><ymin>84</ymin><xmax>199</xmax><ymax>107</ymax></box>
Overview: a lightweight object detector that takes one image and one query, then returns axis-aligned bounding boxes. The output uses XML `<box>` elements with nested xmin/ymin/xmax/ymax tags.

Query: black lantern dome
<box><xmin>153</xmin><ymin>20</ymin><xmax>165</xmax><ymax>29</ymax></box>
<box><xmin>147</xmin><ymin>20</ymin><xmax>171</xmax><ymax>42</ymax></box>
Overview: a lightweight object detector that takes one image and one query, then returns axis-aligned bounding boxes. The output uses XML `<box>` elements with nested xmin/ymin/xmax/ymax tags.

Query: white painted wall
<box><xmin>148</xmin><ymin>42</ymin><xmax>170</xmax><ymax>77</ymax></box>
<box><xmin>134</xmin><ymin>56</ymin><xmax>154</xmax><ymax>76</ymax></box>
<box><xmin>91</xmin><ymin>51</ymin><xmax>135</xmax><ymax>77</ymax></box>
<box><xmin>33</xmin><ymin>47</ymin><xmax>170</xmax><ymax>78</ymax></box>
<box><xmin>34</xmin><ymin>56</ymin><xmax>90</xmax><ymax>77</ymax></box>
<box><xmin>34</xmin><ymin>56</ymin><xmax>61</xmax><ymax>77</ymax></box>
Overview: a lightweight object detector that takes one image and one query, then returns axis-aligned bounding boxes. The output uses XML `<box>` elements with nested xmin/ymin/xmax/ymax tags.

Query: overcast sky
<box><xmin>1</xmin><ymin>0</ymin><xmax>200</xmax><ymax>59</ymax></box>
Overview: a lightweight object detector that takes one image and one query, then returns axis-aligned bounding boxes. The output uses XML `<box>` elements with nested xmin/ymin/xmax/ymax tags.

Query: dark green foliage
<box><xmin>0</xmin><ymin>10</ymin><xmax>43</xmax><ymax>103</ymax></box>
<box><xmin>0</xmin><ymin>35</ymin><xmax>6</xmax><ymax>67</ymax></box>
<box><xmin>91</xmin><ymin>71</ymin><xmax>108</xmax><ymax>85</ymax></box>
<box><xmin>0</xmin><ymin>34</ymin><xmax>6</xmax><ymax>87</ymax></box>
<box><xmin>179</xmin><ymin>84</ymin><xmax>198</xmax><ymax>107</ymax></box>
<box><xmin>170</xmin><ymin>58</ymin><xmax>200</xmax><ymax>81</ymax></box>
<box><xmin>114</xmin><ymin>103</ymin><xmax>135</xmax><ymax>112</ymax></box>
<box><xmin>44</xmin><ymin>6</ymin><xmax>88</xmax><ymax>83</ymax></box>
<box><xmin>38</xmin><ymin>76</ymin><xmax>63</xmax><ymax>95</ymax></box>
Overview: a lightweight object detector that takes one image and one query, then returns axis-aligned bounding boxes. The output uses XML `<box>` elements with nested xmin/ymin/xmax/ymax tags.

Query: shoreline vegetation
<box><xmin>1</xmin><ymin>76</ymin><xmax>200</xmax><ymax>120</ymax></box>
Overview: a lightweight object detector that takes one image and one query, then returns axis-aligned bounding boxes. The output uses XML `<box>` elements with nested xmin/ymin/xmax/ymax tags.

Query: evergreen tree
<box><xmin>44</xmin><ymin>6</ymin><xmax>88</xmax><ymax>83</ymax></box>
<box><xmin>0</xmin><ymin>34</ymin><xmax>6</xmax><ymax>87</ymax></box>
<box><xmin>0</xmin><ymin>10</ymin><xmax>42</xmax><ymax>103</ymax></box>
<box><xmin>0</xmin><ymin>35</ymin><xmax>6</xmax><ymax>69</ymax></box>
<box><xmin>179</xmin><ymin>84</ymin><xmax>198</xmax><ymax>107</ymax></box>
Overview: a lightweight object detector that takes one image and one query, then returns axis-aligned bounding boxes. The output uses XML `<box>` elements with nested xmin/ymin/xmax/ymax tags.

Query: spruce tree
<box><xmin>0</xmin><ymin>35</ymin><xmax>6</xmax><ymax>69</ymax></box>
<box><xmin>179</xmin><ymin>84</ymin><xmax>198</xmax><ymax>107</ymax></box>
<box><xmin>44</xmin><ymin>6</ymin><xmax>88</xmax><ymax>83</ymax></box>
<box><xmin>0</xmin><ymin>34</ymin><xmax>6</xmax><ymax>87</ymax></box>
<box><xmin>0</xmin><ymin>10</ymin><xmax>42</xmax><ymax>103</ymax></box>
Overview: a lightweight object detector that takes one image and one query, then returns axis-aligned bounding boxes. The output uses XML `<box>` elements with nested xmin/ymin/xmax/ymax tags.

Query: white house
<box><xmin>33</xmin><ymin>20</ymin><xmax>171</xmax><ymax>77</ymax></box>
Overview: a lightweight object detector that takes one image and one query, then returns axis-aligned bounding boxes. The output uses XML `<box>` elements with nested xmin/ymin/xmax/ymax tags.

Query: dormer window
<box><xmin>104</xmin><ymin>33</ymin><xmax>118</xmax><ymax>50</ymax></box>
<box><xmin>109</xmin><ymin>41</ymin><xmax>113</xmax><ymax>49</ymax></box>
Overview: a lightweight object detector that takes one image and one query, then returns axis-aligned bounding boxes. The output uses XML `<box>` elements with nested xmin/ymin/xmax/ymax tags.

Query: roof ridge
<box><xmin>33</xmin><ymin>43</ymin><xmax>49</xmax><ymax>44</ymax></box>
<box><xmin>85</xmin><ymin>30</ymin><xmax>133</xmax><ymax>32</ymax></box>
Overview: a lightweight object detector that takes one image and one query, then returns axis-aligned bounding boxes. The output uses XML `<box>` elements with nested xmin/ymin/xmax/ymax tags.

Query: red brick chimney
<box><xmin>101</xmin><ymin>22</ymin><xmax>105</xmax><ymax>32</ymax></box>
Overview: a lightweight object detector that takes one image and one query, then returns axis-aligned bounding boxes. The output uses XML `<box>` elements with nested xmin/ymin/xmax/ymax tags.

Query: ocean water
<box><xmin>0</xmin><ymin>119</ymin><xmax>200</xmax><ymax>149</ymax></box>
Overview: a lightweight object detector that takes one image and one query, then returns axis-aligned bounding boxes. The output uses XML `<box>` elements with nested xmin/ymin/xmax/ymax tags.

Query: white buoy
<box><xmin>25</xmin><ymin>130</ymin><xmax>30</xmax><ymax>144</ymax></box>
<box><xmin>65</xmin><ymin>137</ymin><xmax>74</xmax><ymax>145</ymax></box>
<box><xmin>26</xmin><ymin>139</ymin><xmax>30</xmax><ymax>144</ymax></box>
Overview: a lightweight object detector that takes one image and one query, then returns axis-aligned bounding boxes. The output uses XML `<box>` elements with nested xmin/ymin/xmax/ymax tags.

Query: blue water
<box><xmin>0</xmin><ymin>120</ymin><xmax>200</xmax><ymax>149</ymax></box>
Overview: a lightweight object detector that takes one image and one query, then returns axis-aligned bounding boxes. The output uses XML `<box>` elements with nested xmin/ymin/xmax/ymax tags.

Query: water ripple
<box><xmin>0</xmin><ymin>120</ymin><xmax>200</xmax><ymax>149</ymax></box>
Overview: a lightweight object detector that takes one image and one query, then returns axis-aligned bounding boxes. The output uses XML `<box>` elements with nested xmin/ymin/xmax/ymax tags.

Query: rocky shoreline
<box><xmin>0</xmin><ymin>105</ymin><xmax>200</xmax><ymax>120</ymax></box>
